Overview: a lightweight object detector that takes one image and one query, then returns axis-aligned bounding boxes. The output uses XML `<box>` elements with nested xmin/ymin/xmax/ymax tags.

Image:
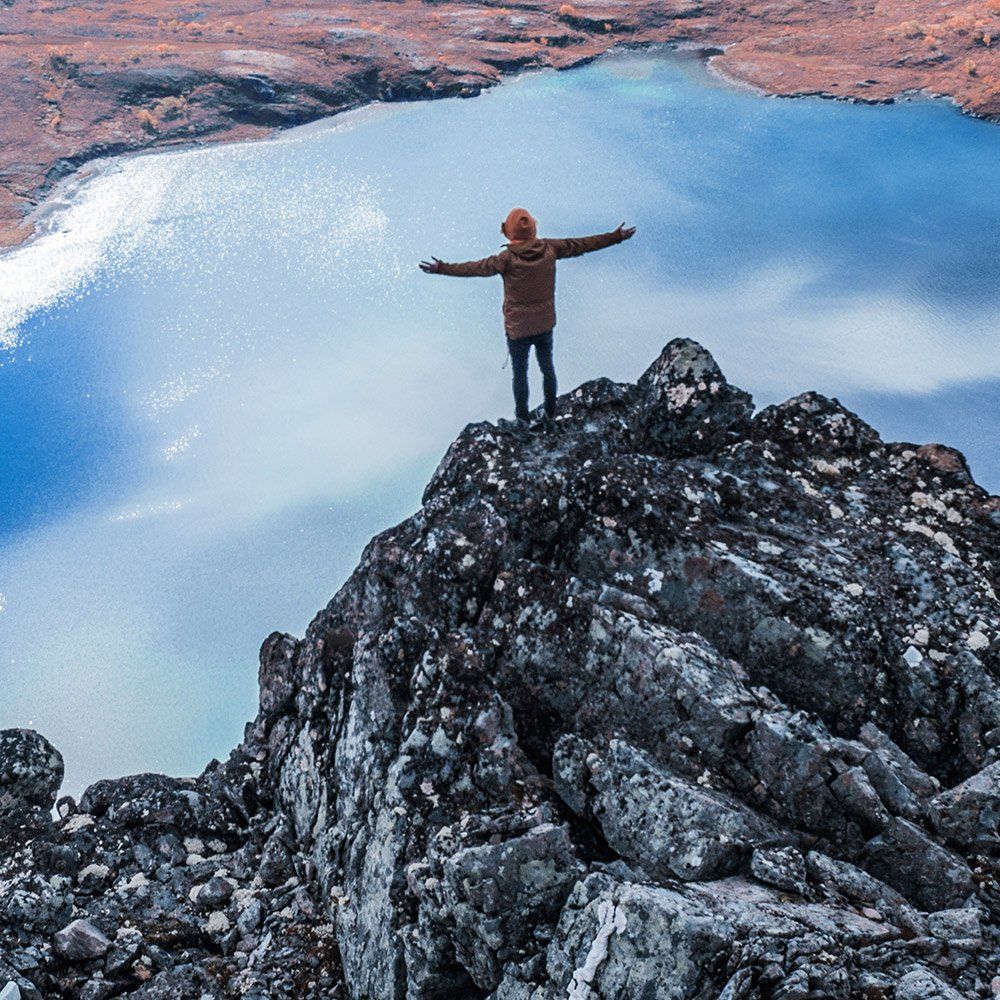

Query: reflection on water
<box><xmin>1</xmin><ymin>50</ymin><xmax>998</xmax><ymax>794</ymax></box>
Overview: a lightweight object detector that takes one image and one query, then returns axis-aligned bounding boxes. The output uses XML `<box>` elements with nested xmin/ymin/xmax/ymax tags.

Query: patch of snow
<box><xmin>567</xmin><ymin>897</ymin><xmax>628</xmax><ymax>1000</ymax></box>
<box><xmin>933</xmin><ymin>531</ymin><xmax>959</xmax><ymax>557</ymax></box>
<box><xmin>78</xmin><ymin>863</ymin><xmax>109</xmax><ymax>882</ymax></box>
<box><xmin>205</xmin><ymin>912</ymin><xmax>230</xmax><ymax>935</ymax></box>
<box><xmin>968</xmin><ymin>631</ymin><xmax>989</xmax><ymax>652</ymax></box>
<box><xmin>62</xmin><ymin>814</ymin><xmax>94</xmax><ymax>833</ymax></box>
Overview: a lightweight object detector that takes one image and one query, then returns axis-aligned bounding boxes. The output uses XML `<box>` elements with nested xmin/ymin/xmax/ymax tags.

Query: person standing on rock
<box><xmin>420</xmin><ymin>208</ymin><xmax>635</xmax><ymax>428</ymax></box>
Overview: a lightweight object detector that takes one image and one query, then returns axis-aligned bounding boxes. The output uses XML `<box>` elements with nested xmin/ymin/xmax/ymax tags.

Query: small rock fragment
<box><xmin>53</xmin><ymin>920</ymin><xmax>111</xmax><ymax>962</ymax></box>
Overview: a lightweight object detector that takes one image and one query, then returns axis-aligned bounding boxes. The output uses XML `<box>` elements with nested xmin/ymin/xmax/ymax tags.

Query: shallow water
<box><xmin>2</xmin><ymin>50</ymin><xmax>998</xmax><ymax>794</ymax></box>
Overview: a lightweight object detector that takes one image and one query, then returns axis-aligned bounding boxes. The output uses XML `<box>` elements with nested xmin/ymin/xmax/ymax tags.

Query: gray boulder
<box><xmin>554</xmin><ymin>736</ymin><xmax>785</xmax><ymax>881</ymax></box>
<box><xmin>895</xmin><ymin>967</ymin><xmax>967</xmax><ymax>1000</ymax></box>
<box><xmin>258</xmin><ymin>831</ymin><xmax>294</xmax><ymax>887</ymax></box>
<box><xmin>540</xmin><ymin>873</ymin><xmax>735</xmax><ymax>1000</ymax></box>
<box><xmin>863</xmin><ymin>818</ymin><xmax>975</xmax><ymax>911</ymax></box>
<box><xmin>750</xmin><ymin>846</ymin><xmax>807</xmax><ymax>894</ymax></box>
<box><xmin>927</xmin><ymin>907</ymin><xmax>981</xmax><ymax>945</ymax></box>
<box><xmin>803</xmin><ymin>851</ymin><xmax>925</xmax><ymax>935</ymax></box>
<box><xmin>0</xmin><ymin>729</ymin><xmax>63</xmax><ymax>827</ymax></box>
<box><xmin>415</xmin><ymin>823</ymin><xmax>584</xmax><ymax>991</ymax></box>
<box><xmin>929</xmin><ymin>761</ymin><xmax>1000</xmax><ymax>851</ymax></box>
<box><xmin>257</xmin><ymin>631</ymin><xmax>299</xmax><ymax>720</ymax></box>
<box><xmin>513</xmin><ymin>871</ymin><xmax>899</xmax><ymax>1000</ymax></box>
<box><xmin>635</xmin><ymin>338</ymin><xmax>753</xmax><ymax>458</ymax></box>
<box><xmin>195</xmin><ymin>876</ymin><xmax>234</xmax><ymax>911</ymax></box>
<box><xmin>53</xmin><ymin>919</ymin><xmax>111</xmax><ymax>962</ymax></box>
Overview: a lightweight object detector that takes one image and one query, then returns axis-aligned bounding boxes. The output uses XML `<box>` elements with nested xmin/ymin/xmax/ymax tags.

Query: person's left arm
<box><xmin>547</xmin><ymin>223</ymin><xmax>636</xmax><ymax>260</ymax></box>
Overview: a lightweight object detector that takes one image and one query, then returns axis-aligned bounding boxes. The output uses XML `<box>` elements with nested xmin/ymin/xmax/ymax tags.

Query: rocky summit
<box><xmin>2</xmin><ymin>339</ymin><xmax>999</xmax><ymax>999</ymax></box>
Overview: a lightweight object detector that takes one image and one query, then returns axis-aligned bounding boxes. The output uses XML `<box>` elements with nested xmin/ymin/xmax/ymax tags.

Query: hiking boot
<box><xmin>498</xmin><ymin>417</ymin><xmax>529</xmax><ymax>436</ymax></box>
<box><xmin>526</xmin><ymin>410</ymin><xmax>554</xmax><ymax>433</ymax></box>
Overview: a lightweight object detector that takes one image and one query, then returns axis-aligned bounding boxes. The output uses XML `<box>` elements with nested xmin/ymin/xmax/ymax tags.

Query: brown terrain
<box><xmin>2</xmin><ymin>0</ymin><xmax>1000</xmax><ymax>249</ymax></box>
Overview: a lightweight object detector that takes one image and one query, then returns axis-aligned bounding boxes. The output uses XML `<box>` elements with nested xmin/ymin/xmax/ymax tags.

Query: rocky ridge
<box><xmin>1</xmin><ymin>338</ymin><xmax>999</xmax><ymax>999</ymax></box>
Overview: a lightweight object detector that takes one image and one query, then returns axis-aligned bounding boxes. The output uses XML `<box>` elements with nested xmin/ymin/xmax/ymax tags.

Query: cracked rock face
<box><xmin>1</xmin><ymin>339</ymin><xmax>999</xmax><ymax>999</ymax></box>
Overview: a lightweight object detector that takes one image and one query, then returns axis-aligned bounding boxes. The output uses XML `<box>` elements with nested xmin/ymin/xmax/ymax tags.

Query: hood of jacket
<box><xmin>505</xmin><ymin>239</ymin><xmax>547</xmax><ymax>261</ymax></box>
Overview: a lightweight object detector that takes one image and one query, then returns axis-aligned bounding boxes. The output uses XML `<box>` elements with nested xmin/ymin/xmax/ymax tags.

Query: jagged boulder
<box><xmin>501</xmin><ymin>869</ymin><xmax>901</xmax><ymax>1000</ymax></box>
<box><xmin>537</xmin><ymin>873</ymin><xmax>737</xmax><ymax>999</ymax></box>
<box><xmin>803</xmin><ymin>850</ymin><xmax>926</xmax><ymax>935</ymax></box>
<box><xmin>751</xmin><ymin>391</ymin><xmax>883</xmax><ymax>459</ymax></box>
<box><xmin>410</xmin><ymin>822</ymin><xmax>584</xmax><ymax>991</ymax></box>
<box><xmin>749</xmin><ymin>845</ymin><xmax>807</xmax><ymax>894</ymax></box>
<box><xmin>78</xmin><ymin>771</ymin><xmax>242</xmax><ymax>836</ymax></box>
<box><xmin>863</xmin><ymin>817</ymin><xmax>976</xmax><ymax>912</ymax></box>
<box><xmin>52</xmin><ymin>919</ymin><xmax>111</xmax><ymax>961</ymax></box>
<box><xmin>635</xmin><ymin>337</ymin><xmax>753</xmax><ymax>457</ymax></box>
<box><xmin>257</xmin><ymin>630</ymin><xmax>300</xmax><ymax>718</ymax></box>
<box><xmin>896</xmin><ymin>968</ymin><xmax>967</xmax><ymax>1000</ymax></box>
<box><xmin>0</xmin><ymin>729</ymin><xmax>63</xmax><ymax>828</ymax></box>
<box><xmin>929</xmin><ymin>761</ymin><xmax>1000</xmax><ymax>851</ymax></box>
<box><xmin>554</xmin><ymin>736</ymin><xmax>786</xmax><ymax>881</ymax></box>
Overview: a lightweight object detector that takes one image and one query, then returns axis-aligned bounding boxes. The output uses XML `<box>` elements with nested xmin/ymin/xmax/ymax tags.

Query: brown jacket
<box><xmin>436</xmin><ymin>230</ymin><xmax>624</xmax><ymax>339</ymax></box>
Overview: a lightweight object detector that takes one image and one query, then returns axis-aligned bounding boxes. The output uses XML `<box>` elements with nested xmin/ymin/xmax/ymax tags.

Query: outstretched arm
<box><xmin>547</xmin><ymin>223</ymin><xmax>636</xmax><ymax>260</ymax></box>
<box><xmin>419</xmin><ymin>252</ymin><xmax>508</xmax><ymax>277</ymax></box>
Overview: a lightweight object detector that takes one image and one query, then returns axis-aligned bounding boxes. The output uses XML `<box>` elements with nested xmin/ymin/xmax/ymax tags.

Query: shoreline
<box><xmin>2</xmin><ymin>0</ymin><xmax>1000</xmax><ymax>253</ymax></box>
<box><xmin>3</xmin><ymin>48</ymin><xmax>636</xmax><ymax>261</ymax></box>
<box><xmin>0</xmin><ymin>58</ymin><xmax>597</xmax><ymax>259</ymax></box>
<box><xmin>4</xmin><ymin>42</ymin><xmax>995</xmax><ymax>265</ymax></box>
<box><xmin>10</xmin><ymin>100</ymin><xmax>408</xmax><ymax>262</ymax></box>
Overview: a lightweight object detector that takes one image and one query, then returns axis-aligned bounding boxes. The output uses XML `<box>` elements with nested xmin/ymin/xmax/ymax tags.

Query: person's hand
<box><xmin>615</xmin><ymin>222</ymin><xmax>636</xmax><ymax>241</ymax></box>
<box><xmin>419</xmin><ymin>257</ymin><xmax>442</xmax><ymax>274</ymax></box>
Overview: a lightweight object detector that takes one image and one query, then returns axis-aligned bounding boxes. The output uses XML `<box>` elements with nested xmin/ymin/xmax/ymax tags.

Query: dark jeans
<box><xmin>508</xmin><ymin>329</ymin><xmax>556</xmax><ymax>421</ymax></box>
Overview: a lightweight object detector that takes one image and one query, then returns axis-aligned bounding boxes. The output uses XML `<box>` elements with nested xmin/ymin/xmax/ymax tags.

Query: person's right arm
<box><xmin>420</xmin><ymin>252</ymin><xmax>508</xmax><ymax>277</ymax></box>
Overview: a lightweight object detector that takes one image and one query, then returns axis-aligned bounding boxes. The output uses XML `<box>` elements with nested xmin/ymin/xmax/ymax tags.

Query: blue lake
<box><xmin>1</xmin><ymin>49</ymin><xmax>998</xmax><ymax>795</ymax></box>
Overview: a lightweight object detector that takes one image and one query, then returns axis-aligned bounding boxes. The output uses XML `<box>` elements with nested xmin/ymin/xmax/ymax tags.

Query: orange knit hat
<box><xmin>502</xmin><ymin>207</ymin><xmax>537</xmax><ymax>242</ymax></box>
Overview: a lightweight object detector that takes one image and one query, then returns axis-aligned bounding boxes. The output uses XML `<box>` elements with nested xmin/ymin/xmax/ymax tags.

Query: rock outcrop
<box><xmin>1</xmin><ymin>339</ymin><xmax>998</xmax><ymax>999</ymax></box>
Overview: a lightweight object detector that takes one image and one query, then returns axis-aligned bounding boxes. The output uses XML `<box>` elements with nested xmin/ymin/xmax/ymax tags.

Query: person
<box><xmin>420</xmin><ymin>208</ymin><xmax>636</xmax><ymax>427</ymax></box>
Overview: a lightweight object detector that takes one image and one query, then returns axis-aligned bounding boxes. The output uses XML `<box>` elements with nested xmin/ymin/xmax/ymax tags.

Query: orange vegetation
<box><xmin>2</xmin><ymin>0</ymin><xmax>1000</xmax><ymax>248</ymax></box>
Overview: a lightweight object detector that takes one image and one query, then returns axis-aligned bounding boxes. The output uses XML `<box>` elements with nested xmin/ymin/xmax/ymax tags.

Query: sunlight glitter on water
<box><xmin>0</xmin><ymin>156</ymin><xmax>177</xmax><ymax>351</ymax></box>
